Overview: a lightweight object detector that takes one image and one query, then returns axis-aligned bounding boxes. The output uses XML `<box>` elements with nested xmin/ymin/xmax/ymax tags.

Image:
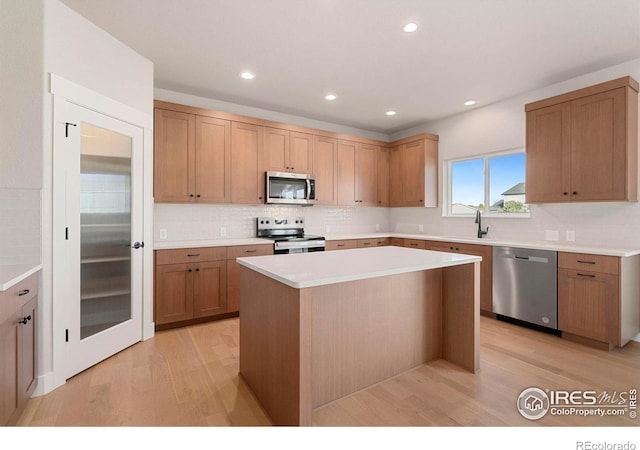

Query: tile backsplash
<box><xmin>0</xmin><ymin>188</ymin><xmax>41</xmax><ymax>264</ymax></box>
<box><xmin>154</xmin><ymin>203</ymin><xmax>390</xmax><ymax>241</ymax></box>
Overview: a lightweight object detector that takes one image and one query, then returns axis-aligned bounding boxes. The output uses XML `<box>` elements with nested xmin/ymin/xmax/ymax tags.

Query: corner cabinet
<box><xmin>1</xmin><ymin>272</ymin><xmax>38</xmax><ymax>426</ymax></box>
<box><xmin>525</xmin><ymin>76</ymin><xmax>639</xmax><ymax>203</ymax></box>
<box><xmin>389</xmin><ymin>134</ymin><xmax>439</xmax><ymax>207</ymax></box>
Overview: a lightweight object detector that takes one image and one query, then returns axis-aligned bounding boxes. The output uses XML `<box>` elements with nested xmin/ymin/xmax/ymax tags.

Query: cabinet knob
<box><xmin>190</xmin><ymin>194</ymin><xmax>194</xmax><ymax>197</ymax></box>
<box><xmin>258</xmin><ymin>196</ymin><xmax>263</xmax><ymax>200</ymax></box>
<box><xmin>563</xmin><ymin>192</ymin><xmax>568</xmax><ymax>196</ymax></box>
<box><xmin>291</xmin><ymin>167</ymin><xmax>294</xmax><ymax>171</ymax></box>
<box><xmin>196</xmin><ymin>268</ymin><xmax>200</xmax><ymax>272</ymax></box>
<box><xmin>572</xmin><ymin>191</ymin><xmax>578</xmax><ymax>195</ymax></box>
<box><xmin>197</xmin><ymin>194</ymin><xmax>201</xmax><ymax>198</ymax></box>
<box><xmin>188</xmin><ymin>269</ymin><xmax>193</xmax><ymax>272</ymax></box>
<box><xmin>18</xmin><ymin>315</ymin><xmax>31</xmax><ymax>325</ymax></box>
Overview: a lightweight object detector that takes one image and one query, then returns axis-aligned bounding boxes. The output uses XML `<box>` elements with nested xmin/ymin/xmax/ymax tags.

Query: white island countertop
<box><xmin>237</xmin><ymin>246</ymin><xmax>481</xmax><ymax>289</ymax></box>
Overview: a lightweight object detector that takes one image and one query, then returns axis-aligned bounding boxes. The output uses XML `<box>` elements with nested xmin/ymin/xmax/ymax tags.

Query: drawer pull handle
<box><xmin>337</xmin><ymin>244</ymin><xmax>345</xmax><ymax>247</ymax></box>
<box><xmin>363</xmin><ymin>242</ymin><xmax>371</xmax><ymax>246</ymax></box>
<box><xmin>577</xmin><ymin>273</ymin><xmax>596</xmax><ymax>278</ymax></box>
<box><xmin>576</xmin><ymin>260</ymin><xmax>596</xmax><ymax>265</ymax></box>
<box><xmin>19</xmin><ymin>315</ymin><xmax>31</xmax><ymax>325</ymax></box>
<box><xmin>245</xmin><ymin>250</ymin><xmax>257</xmax><ymax>253</ymax></box>
<box><xmin>18</xmin><ymin>289</ymin><xmax>30</xmax><ymax>296</ymax></box>
<box><xmin>187</xmin><ymin>253</ymin><xmax>200</xmax><ymax>257</ymax></box>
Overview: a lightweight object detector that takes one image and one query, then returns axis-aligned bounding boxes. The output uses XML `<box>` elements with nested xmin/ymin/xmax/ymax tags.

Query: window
<box><xmin>446</xmin><ymin>150</ymin><xmax>528</xmax><ymax>216</ymax></box>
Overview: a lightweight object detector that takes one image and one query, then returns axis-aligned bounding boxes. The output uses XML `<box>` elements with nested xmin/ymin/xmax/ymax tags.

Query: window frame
<box><xmin>443</xmin><ymin>148</ymin><xmax>530</xmax><ymax>218</ymax></box>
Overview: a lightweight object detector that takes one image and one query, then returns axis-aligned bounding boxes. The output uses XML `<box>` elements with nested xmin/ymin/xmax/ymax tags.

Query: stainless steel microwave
<box><xmin>265</xmin><ymin>171</ymin><xmax>317</xmax><ymax>205</ymax></box>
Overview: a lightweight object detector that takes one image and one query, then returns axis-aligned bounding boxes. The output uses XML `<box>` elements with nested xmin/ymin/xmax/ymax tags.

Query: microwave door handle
<box><xmin>306</xmin><ymin>178</ymin><xmax>311</xmax><ymax>199</ymax></box>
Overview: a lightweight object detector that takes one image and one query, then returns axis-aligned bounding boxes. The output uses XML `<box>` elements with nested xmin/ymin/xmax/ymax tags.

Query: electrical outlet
<box><xmin>545</xmin><ymin>230</ymin><xmax>559</xmax><ymax>241</ymax></box>
<box><xmin>566</xmin><ymin>230</ymin><xmax>575</xmax><ymax>242</ymax></box>
<box><xmin>418</xmin><ymin>224</ymin><xmax>424</xmax><ymax>232</ymax></box>
<box><xmin>375</xmin><ymin>224</ymin><xmax>380</xmax><ymax>232</ymax></box>
<box><xmin>159</xmin><ymin>229</ymin><xmax>167</xmax><ymax>240</ymax></box>
<box><xmin>219</xmin><ymin>227</ymin><xmax>227</xmax><ymax>237</ymax></box>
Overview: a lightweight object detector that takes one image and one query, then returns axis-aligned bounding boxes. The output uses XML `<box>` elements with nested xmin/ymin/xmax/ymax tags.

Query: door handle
<box><xmin>131</xmin><ymin>241</ymin><xmax>144</xmax><ymax>249</ymax></box>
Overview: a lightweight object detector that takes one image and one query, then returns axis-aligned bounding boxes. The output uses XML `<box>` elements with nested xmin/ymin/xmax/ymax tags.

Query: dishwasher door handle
<box><xmin>514</xmin><ymin>256</ymin><xmax>530</xmax><ymax>261</ymax></box>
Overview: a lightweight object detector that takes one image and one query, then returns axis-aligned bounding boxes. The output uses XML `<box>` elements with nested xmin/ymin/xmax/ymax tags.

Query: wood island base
<box><xmin>239</xmin><ymin>261</ymin><xmax>480</xmax><ymax>426</ymax></box>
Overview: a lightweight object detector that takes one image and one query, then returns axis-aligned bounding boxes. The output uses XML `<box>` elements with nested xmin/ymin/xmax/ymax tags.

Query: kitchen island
<box><xmin>237</xmin><ymin>246</ymin><xmax>481</xmax><ymax>426</ymax></box>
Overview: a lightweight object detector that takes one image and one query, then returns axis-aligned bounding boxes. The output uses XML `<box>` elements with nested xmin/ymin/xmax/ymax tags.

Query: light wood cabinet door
<box><xmin>402</xmin><ymin>140</ymin><xmax>425</xmax><ymax>206</ymax></box>
<box><xmin>389</xmin><ymin>144</ymin><xmax>403</xmax><ymax>207</ymax></box>
<box><xmin>0</xmin><ymin>304</ymin><xmax>19</xmax><ymax>425</ymax></box>
<box><xmin>193</xmin><ymin>261</ymin><xmax>227</xmax><ymax>318</ymax></box>
<box><xmin>231</xmin><ymin>122</ymin><xmax>264</xmax><ymax>204</ymax></box>
<box><xmin>313</xmin><ymin>136</ymin><xmax>338</xmax><ymax>206</ymax></box>
<box><xmin>195</xmin><ymin>116</ymin><xmax>231</xmax><ymax>203</ymax></box>
<box><xmin>356</xmin><ymin>143</ymin><xmax>378</xmax><ymax>206</ymax></box>
<box><xmin>570</xmin><ymin>87</ymin><xmax>627</xmax><ymax>201</ymax></box>
<box><xmin>263</xmin><ymin>127</ymin><xmax>289</xmax><ymax>172</ymax></box>
<box><xmin>558</xmin><ymin>269</ymin><xmax>619</xmax><ymax>344</ymax></box>
<box><xmin>154</xmin><ymin>109</ymin><xmax>195</xmax><ymax>202</ymax></box>
<box><xmin>525</xmin><ymin>103</ymin><xmax>571</xmax><ymax>203</ymax></box>
<box><xmin>337</xmin><ymin>140</ymin><xmax>357</xmax><ymax>206</ymax></box>
<box><xmin>289</xmin><ymin>132</ymin><xmax>313</xmax><ymax>174</ymax></box>
<box><xmin>19</xmin><ymin>297</ymin><xmax>37</xmax><ymax>407</ymax></box>
<box><xmin>155</xmin><ymin>263</ymin><xmax>193</xmax><ymax>325</ymax></box>
<box><xmin>377</xmin><ymin>147</ymin><xmax>390</xmax><ymax>207</ymax></box>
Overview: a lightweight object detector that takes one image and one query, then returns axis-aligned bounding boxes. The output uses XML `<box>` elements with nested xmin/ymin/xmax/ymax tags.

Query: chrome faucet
<box><xmin>475</xmin><ymin>210</ymin><xmax>489</xmax><ymax>238</ymax></box>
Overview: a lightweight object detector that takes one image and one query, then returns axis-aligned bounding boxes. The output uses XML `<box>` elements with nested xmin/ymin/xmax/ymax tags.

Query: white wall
<box><xmin>36</xmin><ymin>0</ymin><xmax>153</xmax><ymax>394</ymax></box>
<box><xmin>390</xmin><ymin>58</ymin><xmax>640</xmax><ymax>250</ymax></box>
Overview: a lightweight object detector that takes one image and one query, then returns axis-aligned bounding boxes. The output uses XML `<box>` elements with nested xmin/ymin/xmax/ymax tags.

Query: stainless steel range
<box><xmin>257</xmin><ymin>217</ymin><xmax>325</xmax><ymax>254</ymax></box>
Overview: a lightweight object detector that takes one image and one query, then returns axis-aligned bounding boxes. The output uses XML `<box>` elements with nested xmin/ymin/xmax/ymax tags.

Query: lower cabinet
<box><xmin>424</xmin><ymin>241</ymin><xmax>493</xmax><ymax>314</ymax></box>
<box><xmin>154</xmin><ymin>244</ymin><xmax>274</xmax><ymax>328</ymax></box>
<box><xmin>1</xmin><ymin>273</ymin><xmax>38</xmax><ymax>426</ymax></box>
<box><xmin>326</xmin><ymin>240</ymin><xmax>358</xmax><ymax>251</ymax></box>
<box><xmin>155</xmin><ymin>247</ymin><xmax>227</xmax><ymax>326</ymax></box>
<box><xmin>557</xmin><ymin>252</ymin><xmax>639</xmax><ymax>348</ymax></box>
<box><xmin>226</xmin><ymin>244</ymin><xmax>273</xmax><ymax>313</ymax></box>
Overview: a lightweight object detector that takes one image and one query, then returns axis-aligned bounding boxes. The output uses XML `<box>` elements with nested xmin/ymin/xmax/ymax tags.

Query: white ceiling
<box><xmin>61</xmin><ymin>0</ymin><xmax>640</xmax><ymax>134</ymax></box>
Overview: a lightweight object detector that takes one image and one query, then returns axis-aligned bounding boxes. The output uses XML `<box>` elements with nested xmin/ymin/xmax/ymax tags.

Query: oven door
<box><xmin>266</xmin><ymin>171</ymin><xmax>316</xmax><ymax>205</ymax></box>
<box><xmin>274</xmin><ymin>240</ymin><xmax>325</xmax><ymax>255</ymax></box>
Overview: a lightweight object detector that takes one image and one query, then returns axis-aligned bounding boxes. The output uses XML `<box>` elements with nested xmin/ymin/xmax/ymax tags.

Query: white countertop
<box><xmin>326</xmin><ymin>233</ymin><xmax>640</xmax><ymax>257</ymax></box>
<box><xmin>237</xmin><ymin>246</ymin><xmax>481</xmax><ymax>289</ymax></box>
<box><xmin>154</xmin><ymin>238</ymin><xmax>274</xmax><ymax>250</ymax></box>
<box><xmin>0</xmin><ymin>264</ymin><xmax>43</xmax><ymax>292</ymax></box>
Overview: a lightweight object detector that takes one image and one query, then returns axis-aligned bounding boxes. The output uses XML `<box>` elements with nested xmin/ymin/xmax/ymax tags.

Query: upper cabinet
<box><xmin>230</xmin><ymin>122</ymin><xmax>264</xmax><ymax>204</ymax></box>
<box><xmin>312</xmin><ymin>136</ymin><xmax>338</xmax><ymax>206</ymax></box>
<box><xmin>525</xmin><ymin>76</ymin><xmax>639</xmax><ymax>203</ymax></box>
<box><xmin>389</xmin><ymin>135</ymin><xmax>439</xmax><ymax>207</ymax></box>
<box><xmin>263</xmin><ymin>128</ymin><xmax>313</xmax><ymax>174</ymax></box>
<box><xmin>153</xmin><ymin>101</ymin><xmax>437</xmax><ymax>207</ymax></box>
<box><xmin>154</xmin><ymin>108</ymin><xmax>231</xmax><ymax>203</ymax></box>
<box><xmin>337</xmin><ymin>140</ymin><xmax>379</xmax><ymax>206</ymax></box>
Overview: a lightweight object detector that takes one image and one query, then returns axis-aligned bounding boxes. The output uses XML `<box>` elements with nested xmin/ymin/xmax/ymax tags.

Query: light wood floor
<box><xmin>17</xmin><ymin>316</ymin><xmax>640</xmax><ymax>426</ymax></box>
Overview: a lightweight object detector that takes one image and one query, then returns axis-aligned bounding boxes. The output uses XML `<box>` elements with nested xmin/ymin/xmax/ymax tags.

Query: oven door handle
<box><xmin>306</xmin><ymin>178</ymin><xmax>311</xmax><ymax>200</ymax></box>
<box><xmin>274</xmin><ymin>240</ymin><xmax>326</xmax><ymax>251</ymax></box>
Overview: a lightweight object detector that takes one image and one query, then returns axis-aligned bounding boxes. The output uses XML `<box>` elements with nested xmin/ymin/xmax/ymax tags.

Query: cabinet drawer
<box><xmin>326</xmin><ymin>240</ymin><xmax>357</xmax><ymax>251</ymax></box>
<box><xmin>390</xmin><ymin>238</ymin><xmax>405</xmax><ymax>247</ymax></box>
<box><xmin>356</xmin><ymin>239</ymin><xmax>376</xmax><ymax>248</ymax></box>
<box><xmin>558</xmin><ymin>252</ymin><xmax>619</xmax><ymax>275</ymax></box>
<box><xmin>0</xmin><ymin>273</ymin><xmax>39</xmax><ymax>316</ymax></box>
<box><xmin>404</xmin><ymin>239</ymin><xmax>426</xmax><ymax>250</ymax></box>
<box><xmin>227</xmin><ymin>244</ymin><xmax>273</xmax><ymax>260</ymax></box>
<box><xmin>156</xmin><ymin>247</ymin><xmax>228</xmax><ymax>265</ymax></box>
<box><xmin>375</xmin><ymin>237</ymin><xmax>390</xmax><ymax>246</ymax></box>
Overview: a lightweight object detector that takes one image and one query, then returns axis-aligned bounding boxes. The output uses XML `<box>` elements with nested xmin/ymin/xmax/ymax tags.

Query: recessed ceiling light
<box><xmin>386</xmin><ymin>110</ymin><xmax>397</xmax><ymax>116</ymax></box>
<box><xmin>464</xmin><ymin>100</ymin><xmax>477</xmax><ymax>106</ymax></box>
<box><xmin>239</xmin><ymin>71</ymin><xmax>255</xmax><ymax>80</ymax></box>
<box><xmin>324</xmin><ymin>94</ymin><xmax>337</xmax><ymax>101</ymax></box>
<box><xmin>403</xmin><ymin>23</ymin><xmax>418</xmax><ymax>33</ymax></box>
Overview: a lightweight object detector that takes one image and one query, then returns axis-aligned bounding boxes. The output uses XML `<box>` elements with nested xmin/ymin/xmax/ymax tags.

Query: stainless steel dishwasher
<box><xmin>492</xmin><ymin>246</ymin><xmax>558</xmax><ymax>330</ymax></box>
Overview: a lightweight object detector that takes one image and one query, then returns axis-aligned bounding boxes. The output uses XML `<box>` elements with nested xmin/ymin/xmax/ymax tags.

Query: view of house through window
<box><xmin>449</xmin><ymin>151</ymin><xmax>527</xmax><ymax>215</ymax></box>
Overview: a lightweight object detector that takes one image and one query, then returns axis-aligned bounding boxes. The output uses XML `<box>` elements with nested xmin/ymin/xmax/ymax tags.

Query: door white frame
<box><xmin>49</xmin><ymin>74</ymin><xmax>154</xmax><ymax>392</ymax></box>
